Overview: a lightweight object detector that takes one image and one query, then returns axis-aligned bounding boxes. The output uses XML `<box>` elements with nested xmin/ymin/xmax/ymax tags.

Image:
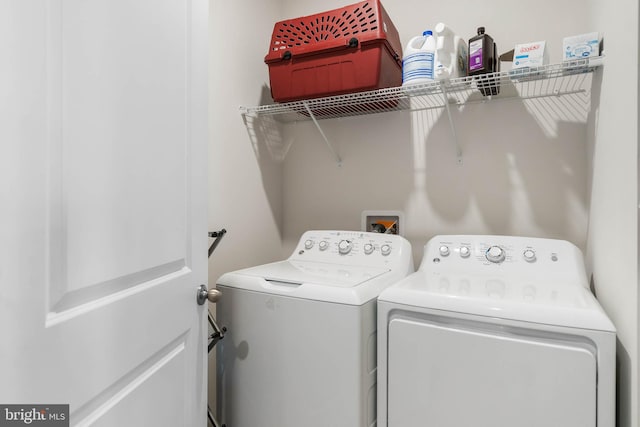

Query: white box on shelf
<box><xmin>563</xmin><ymin>32</ymin><xmax>601</xmax><ymax>60</ymax></box>
<box><xmin>513</xmin><ymin>41</ymin><xmax>548</xmax><ymax>69</ymax></box>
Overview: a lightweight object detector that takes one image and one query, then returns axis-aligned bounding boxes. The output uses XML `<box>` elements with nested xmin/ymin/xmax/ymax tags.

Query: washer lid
<box><xmin>239</xmin><ymin>260</ymin><xmax>390</xmax><ymax>287</ymax></box>
<box><xmin>217</xmin><ymin>260</ymin><xmax>394</xmax><ymax>305</ymax></box>
<box><xmin>378</xmin><ymin>270</ymin><xmax>616</xmax><ymax>332</ymax></box>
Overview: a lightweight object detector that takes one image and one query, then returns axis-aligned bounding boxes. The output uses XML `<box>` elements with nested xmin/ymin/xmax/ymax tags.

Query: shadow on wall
<box><xmin>243</xmin><ymin>84</ymin><xmax>293</xmax><ymax>163</ymax></box>
<box><xmin>244</xmin><ymin>72</ymin><xmax>600</xmax><ymax>260</ymax></box>
<box><xmin>278</xmin><ymin>110</ymin><xmax>414</xmax><ymax>247</ymax></box>
<box><xmin>241</xmin><ymin>84</ymin><xmax>286</xmax><ymax>237</ymax></box>
<box><xmin>406</xmin><ymin>77</ymin><xmax>596</xmax><ymax>250</ymax></box>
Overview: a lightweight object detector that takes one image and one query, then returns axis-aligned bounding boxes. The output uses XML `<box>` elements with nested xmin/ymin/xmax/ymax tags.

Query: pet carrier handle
<box><xmin>274</xmin><ymin>37</ymin><xmax>360</xmax><ymax>62</ymax></box>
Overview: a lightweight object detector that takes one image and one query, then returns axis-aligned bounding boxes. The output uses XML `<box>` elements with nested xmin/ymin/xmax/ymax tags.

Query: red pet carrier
<box><xmin>264</xmin><ymin>0</ymin><xmax>402</xmax><ymax>103</ymax></box>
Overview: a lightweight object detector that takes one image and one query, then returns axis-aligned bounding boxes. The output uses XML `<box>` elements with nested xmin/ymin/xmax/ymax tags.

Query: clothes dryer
<box><xmin>216</xmin><ymin>230</ymin><xmax>413</xmax><ymax>427</ymax></box>
<box><xmin>377</xmin><ymin>235</ymin><xmax>615</xmax><ymax>427</ymax></box>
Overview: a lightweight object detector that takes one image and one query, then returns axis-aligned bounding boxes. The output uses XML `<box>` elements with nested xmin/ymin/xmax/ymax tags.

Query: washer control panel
<box><xmin>422</xmin><ymin>235</ymin><xmax>585</xmax><ymax>279</ymax></box>
<box><xmin>291</xmin><ymin>230</ymin><xmax>413</xmax><ymax>268</ymax></box>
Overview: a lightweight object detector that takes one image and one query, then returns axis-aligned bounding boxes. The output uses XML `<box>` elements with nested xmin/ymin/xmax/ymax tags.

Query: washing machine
<box><xmin>377</xmin><ymin>235</ymin><xmax>616</xmax><ymax>427</ymax></box>
<box><xmin>216</xmin><ymin>230</ymin><xmax>414</xmax><ymax>427</ymax></box>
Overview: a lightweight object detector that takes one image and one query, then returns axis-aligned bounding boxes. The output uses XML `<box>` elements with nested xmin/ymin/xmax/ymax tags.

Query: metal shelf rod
<box><xmin>303</xmin><ymin>101</ymin><xmax>342</xmax><ymax>166</ymax></box>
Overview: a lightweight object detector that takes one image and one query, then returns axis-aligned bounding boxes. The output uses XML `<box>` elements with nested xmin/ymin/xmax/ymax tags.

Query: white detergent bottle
<box><xmin>402</xmin><ymin>30</ymin><xmax>436</xmax><ymax>86</ymax></box>
<box><xmin>434</xmin><ymin>22</ymin><xmax>468</xmax><ymax>80</ymax></box>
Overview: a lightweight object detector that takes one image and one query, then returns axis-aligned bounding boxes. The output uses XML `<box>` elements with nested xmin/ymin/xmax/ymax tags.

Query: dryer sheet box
<box><xmin>513</xmin><ymin>41</ymin><xmax>548</xmax><ymax>70</ymax></box>
<box><xmin>563</xmin><ymin>32</ymin><xmax>601</xmax><ymax>60</ymax></box>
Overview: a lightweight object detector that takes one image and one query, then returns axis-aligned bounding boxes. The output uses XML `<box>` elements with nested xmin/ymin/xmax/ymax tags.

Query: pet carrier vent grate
<box><xmin>272</xmin><ymin>3</ymin><xmax>377</xmax><ymax>50</ymax></box>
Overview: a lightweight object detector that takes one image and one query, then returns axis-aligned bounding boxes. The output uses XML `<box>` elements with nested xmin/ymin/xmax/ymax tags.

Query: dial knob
<box><xmin>364</xmin><ymin>243</ymin><xmax>374</xmax><ymax>255</ymax></box>
<box><xmin>439</xmin><ymin>245</ymin><xmax>450</xmax><ymax>257</ymax></box>
<box><xmin>319</xmin><ymin>241</ymin><xmax>329</xmax><ymax>251</ymax></box>
<box><xmin>338</xmin><ymin>240</ymin><xmax>352</xmax><ymax>254</ymax></box>
<box><xmin>485</xmin><ymin>245</ymin><xmax>505</xmax><ymax>263</ymax></box>
<box><xmin>523</xmin><ymin>249</ymin><xmax>536</xmax><ymax>262</ymax></box>
<box><xmin>459</xmin><ymin>246</ymin><xmax>471</xmax><ymax>258</ymax></box>
<box><xmin>304</xmin><ymin>239</ymin><xmax>314</xmax><ymax>250</ymax></box>
<box><xmin>381</xmin><ymin>244</ymin><xmax>392</xmax><ymax>256</ymax></box>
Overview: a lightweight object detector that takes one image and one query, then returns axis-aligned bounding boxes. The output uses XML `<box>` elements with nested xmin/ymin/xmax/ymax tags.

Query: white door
<box><xmin>0</xmin><ymin>1</ymin><xmax>209</xmax><ymax>426</ymax></box>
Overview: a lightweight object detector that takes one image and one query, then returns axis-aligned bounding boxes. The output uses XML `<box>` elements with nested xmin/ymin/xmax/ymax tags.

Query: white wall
<box><xmin>208</xmin><ymin>0</ymin><xmax>285</xmax><ymax>280</ymax></box>
<box><xmin>585</xmin><ymin>1</ymin><xmax>639</xmax><ymax>426</ymax></box>
<box><xmin>210</xmin><ymin>0</ymin><xmax>639</xmax><ymax>425</ymax></box>
<box><xmin>280</xmin><ymin>0</ymin><xmax>596</xmax><ymax>263</ymax></box>
<box><xmin>207</xmin><ymin>1</ymin><xmax>291</xmax><ymax>273</ymax></box>
<box><xmin>208</xmin><ymin>0</ymin><xmax>284</xmax><ymax>411</ymax></box>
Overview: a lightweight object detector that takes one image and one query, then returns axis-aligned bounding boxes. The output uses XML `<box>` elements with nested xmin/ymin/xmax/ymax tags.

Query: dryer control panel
<box><xmin>290</xmin><ymin>230</ymin><xmax>413</xmax><ymax>270</ymax></box>
<box><xmin>421</xmin><ymin>235</ymin><xmax>587</xmax><ymax>284</ymax></box>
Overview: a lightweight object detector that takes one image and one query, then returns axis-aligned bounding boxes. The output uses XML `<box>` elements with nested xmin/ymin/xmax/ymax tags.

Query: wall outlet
<box><xmin>361</xmin><ymin>210</ymin><xmax>404</xmax><ymax>236</ymax></box>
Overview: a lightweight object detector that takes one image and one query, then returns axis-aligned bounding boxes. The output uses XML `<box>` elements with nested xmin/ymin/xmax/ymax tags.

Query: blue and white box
<box><xmin>563</xmin><ymin>32</ymin><xmax>601</xmax><ymax>60</ymax></box>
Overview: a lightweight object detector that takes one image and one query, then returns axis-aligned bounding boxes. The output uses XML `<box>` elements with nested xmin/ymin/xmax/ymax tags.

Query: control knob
<box><xmin>338</xmin><ymin>240</ymin><xmax>352</xmax><ymax>254</ymax></box>
<box><xmin>364</xmin><ymin>243</ymin><xmax>374</xmax><ymax>255</ymax></box>
<box><xmin>523</xmin><ymin>249</ymin><xmax>536</xmax><ymax>262</ymax></box>
<box><xmin>319</xmin><ymin>241</ymin><xmax>329</xmax><ymax>251</ymax></box>
<box><xmin>439</xmin><ymin>245</ymin><xmax>450</xmax><ymax>257</ymax></box>
<box><xmin>459</xmin><ymin>246</ymin><xmax>470</xmax><ymax>258</ymax></box>
<box><xmin>381</xmin><ymin>244</ymin><xmax>392</xmax><ymax>256</ymax></box>
<box><xmin>485</xmin><ymin>245</ymin><xmax>505</xmax><ymax>263</ymax></box>
<box><xmin>304</xmin><ymin>239</ymin><xmax>314</xmax><ymax>250</ymax></box>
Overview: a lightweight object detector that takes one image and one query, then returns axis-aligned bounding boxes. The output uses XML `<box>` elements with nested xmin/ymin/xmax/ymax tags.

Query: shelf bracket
<box><xmin>440</xmin><ymin>83</ymin><xmax>463</xmax><ymax>165</ymax></box>
<box><xmin>303</xmin><ymin>101</ymin><xmax>342</xmax><ymax>166</ymax></box>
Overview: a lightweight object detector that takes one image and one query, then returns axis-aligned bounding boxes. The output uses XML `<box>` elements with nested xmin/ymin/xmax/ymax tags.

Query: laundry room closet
<box><xmin>208</xmin><ymin>0</ymin><xmax>638</xmax><ymax>426</ymax></box>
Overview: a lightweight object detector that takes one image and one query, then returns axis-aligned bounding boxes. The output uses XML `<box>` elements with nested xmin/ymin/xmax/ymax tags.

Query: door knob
<box><xmin>197</xmin><ymin>284</ymin><xmax>221</xmax><ymax>305</ymax></box>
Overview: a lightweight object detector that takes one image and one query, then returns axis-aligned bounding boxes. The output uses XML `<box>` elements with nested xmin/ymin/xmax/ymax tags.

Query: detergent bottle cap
<box><xmin>423</xmin><ymin>30</ymin><xmax>433</xmax><ymax>36</ymax></box>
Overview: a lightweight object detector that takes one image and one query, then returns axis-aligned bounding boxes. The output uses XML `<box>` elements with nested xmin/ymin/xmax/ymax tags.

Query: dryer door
<box><xmin>387</xmin><ymin>316</ymin><xmax>597</xmax><ymax>427</ymax></box>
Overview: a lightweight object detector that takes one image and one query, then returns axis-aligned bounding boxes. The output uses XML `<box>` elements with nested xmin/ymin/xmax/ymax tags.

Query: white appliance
<box><xmin>377</xmin><ymin>235</ymin><xmax>616</xmax><ymax>427</ymax></box>
<box><xmin>216</xmin><ymin>230</ymin><xmax>414</xmax><ymax>427</ymax></box>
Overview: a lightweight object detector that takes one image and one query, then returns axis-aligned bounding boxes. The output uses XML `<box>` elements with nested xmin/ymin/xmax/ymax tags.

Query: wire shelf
<box><xmin>241</xmin><ymin>57</ymin><xmax>603</xmax><ymax>123</ymax></box>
